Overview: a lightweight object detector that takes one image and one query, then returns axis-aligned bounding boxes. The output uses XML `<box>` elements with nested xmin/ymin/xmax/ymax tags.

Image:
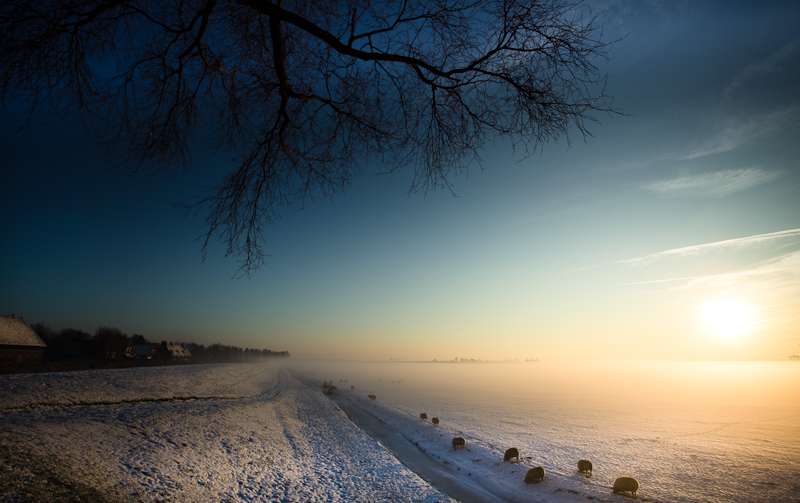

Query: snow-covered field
<box><xmin>2</xmin><ymin>360</ymin><xmax>798</xmax><ymax>503</ymax></box>
<box><xmin>291</xmin><ymin>360</ymin><xmax>800</xmax><ymax>503</ymax></box>
<box><xmin>0</xmin><ymin>363</ymin><xmax>452</xmax><ymax>502</ymax></box>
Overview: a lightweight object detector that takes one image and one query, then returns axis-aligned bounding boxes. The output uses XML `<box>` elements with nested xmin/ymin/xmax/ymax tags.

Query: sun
<box><xmin>700</xmin><ymin>300</ymin><xmax>754</xmax><ymax>338</ymax></box>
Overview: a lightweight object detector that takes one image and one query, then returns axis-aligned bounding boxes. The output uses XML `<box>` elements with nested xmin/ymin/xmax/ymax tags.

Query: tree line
<box><xmin>31</xmin><ymin>323</ymin><xmax>289</xmax><ymax>368</ymax></box>
<box><xmin>183</xmin><ymin>342</ymin><xmax>290</xmax><ymax>363</ymax></box>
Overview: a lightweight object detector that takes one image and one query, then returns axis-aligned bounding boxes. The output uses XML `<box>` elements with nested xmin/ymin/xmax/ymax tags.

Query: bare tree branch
<box><xmin>1</xmin><ymin>0</ymin><xmax>623</xmax><ymax>277</ymax></box>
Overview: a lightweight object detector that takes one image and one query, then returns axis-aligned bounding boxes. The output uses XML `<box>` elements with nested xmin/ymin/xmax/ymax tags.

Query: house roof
<box><xmin>164</xmin><ymin>342</ymin><xmax>191</xmax><ymax>357</ymax></box>
<box><xmin>0</xmin><ymin>316</ymin><xmax>47</xmax><ymax>347</ymax></box>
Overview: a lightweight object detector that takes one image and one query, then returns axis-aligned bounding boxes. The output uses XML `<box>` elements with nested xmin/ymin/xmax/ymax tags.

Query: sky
<box><xmin>1</xmin><ymin>0</ymin><xmax>798</xmax><ymax>362</ymax></box>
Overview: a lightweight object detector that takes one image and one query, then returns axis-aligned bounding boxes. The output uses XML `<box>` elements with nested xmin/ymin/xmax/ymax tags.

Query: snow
<box><xmin>296</xmin><ymin>372</ymin><xmax>622</xmax><ymax>503</ymax></box>
<box><xmin>290</xmin><ymin>360</ymin><xmax>800</xmax><ymax>503</ymax></box>
<box><xmin>0</xmin><ymin>363</ymin><xmax>453</xmax><ymax>502</ymax></box>
<box><xmin>3</xmin><ymin>360</ymin><xmax>798</xmax><ymax>503</ymax></box>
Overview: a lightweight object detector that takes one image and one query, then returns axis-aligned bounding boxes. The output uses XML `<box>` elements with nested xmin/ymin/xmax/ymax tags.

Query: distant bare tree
<box><xmin>31</xmin><ymin>323</ymin><xmax>57</xmax><ymax>343</ymax></box>
<box><xmin>1</xmin><ymin>0</ymin><xmax>621</xmax><ymax>274</ymax></box>
<box><xmin>43</xmin><ymin>327</ymin><xmax>91</xmax><ymax>361</ymax></box>
<box><xmin>95</xmin><ymin>325</ymin><xmax>127</xmax><ymax>359</ymax></box>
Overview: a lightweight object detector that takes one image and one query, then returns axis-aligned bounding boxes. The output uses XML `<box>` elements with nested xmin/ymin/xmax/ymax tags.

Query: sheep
<box><xmin>524</xmin><ymin>466</ymin><xmax>545</xmax><ymax>484</ymax></box>
<box><xmin>350</xmin><ymin>386</ymin><xmax>354</xmax><ymax>389</ymax></box>
<box><xmin>368</xmin><ymin>394</ymin><xmax>377</xmax><ymax>400</ymax></box>
<box><xmin>325</xmin><ymin>386</ymin><xmax>336</xmax><ymax>395</ymax></box>
<box><xmin>420</xmin><ymin>413</ymin><xmax>428</xmax><ymax>420</ymax></box>
<box><xmin>612</xmin><ymin>476</ymin><xmax>639</xmax><ymax>497</ymax></box>
<box><xmin>503</xmin><ymin>447</ymin><xmax>520</xmax><ymax>462</ymax></box>
<box><xmin>578</xmin><ymin>459</ymin><xmax>593</xmax><ymax>474</ymax></box>
<box><xmin>452</xmin><ymin>437</ymin><xmax>466</xmax><ymax>449</ymax></box>
<box><xmin>431</xmin><ymin>417</ymin><xmax>440</xmax><ymax>426</ymax></box>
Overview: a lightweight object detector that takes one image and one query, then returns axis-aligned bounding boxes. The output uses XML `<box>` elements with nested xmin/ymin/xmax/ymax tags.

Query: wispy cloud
<box><xmin>723</xmin><ymin>40</ymin><xmax>799</xmax><ymax>102</ymax></box>
<box><xmin>680</xmin><ymin>106</ymin><xmax>799</xmax><ymax>160</ymax></box>
<box><xmin>639</xmin><ymin>167</ymin><xmax>781</xmax><ymax>198</ymax></box>
<box><xmin>599</xmin><ymin>42</ymin><xmax>800</xmax><ymax>172</ymax></box>
<box><xmin>687</xmin><ymin>251</ymin><xmax>799</xmax><ymax>290</ymax></box>
<box><xmin>596</xmin><ymin>105</ymin><xmax>799</xmax><ymax>174</ymax></box>
<box><xmin>560</xmin><ymin>228</ymin><xmax>800</xmax><ymax>276</ymax></box>
<box><xmin>618</xmin><ymin>252</ymin><xmax>800</xmax><ymax>335</ymax></box>
<box><xmin>621</xmin><ymin>229</ymin><xmax>800</xmax><ymax>267</ymax></box>
<box><xmin>620</xmin><ymin>269</ymin><xmax>781</xmax><ymax>286</ymax></box>
<box><xmin>687</xmin><ymin>251</ymin><xmax>800</xmax><ymax>327</ymax></box>
<box><xmin>683</xmin><ymin>43</ymin><xmax>800</xmax><ymax>159</ymax></box>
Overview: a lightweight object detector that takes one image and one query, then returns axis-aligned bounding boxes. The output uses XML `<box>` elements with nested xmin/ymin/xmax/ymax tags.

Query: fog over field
<box><xmin>291</xmin><ymin>359</ymin><xmax>800</xmax><ymax>503</ymax></box>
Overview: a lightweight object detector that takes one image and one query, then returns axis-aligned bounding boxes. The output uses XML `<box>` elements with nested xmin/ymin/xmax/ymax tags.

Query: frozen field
<box><xmin>291</xmin><ymin>360</ymin><xmax>800</xmax><ymax>503</ymax></box>
<box><xmin>2</xmin><ymin>360</ymin><xmax>798</xmax><ymax>503</ymax></box>
<box><xmin>0</xmin><ymin>363</ymin><xmax>451</xmax><ymax>502</ymax></box>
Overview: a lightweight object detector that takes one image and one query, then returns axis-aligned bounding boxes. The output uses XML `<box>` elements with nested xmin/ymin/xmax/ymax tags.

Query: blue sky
<box><xmin>2</xmin><ymin>0</ymin><xmax>798</xmax><ymax>360</ymax></box>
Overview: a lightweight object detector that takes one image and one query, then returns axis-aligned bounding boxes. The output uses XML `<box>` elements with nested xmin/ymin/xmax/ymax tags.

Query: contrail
<box><xmin>621</xmin><ymin>228</ymin><xmax>800</xmax><ymax>266</ymax></box>
<box><xmin>555</xmin><ymin>228</ymin><xmax>800</xmax><ymax>277</ymax></box>
<box><xmin>620</xmin><ymin>269</ymin><xmax>782</xmax><ymax>286</ymax></box>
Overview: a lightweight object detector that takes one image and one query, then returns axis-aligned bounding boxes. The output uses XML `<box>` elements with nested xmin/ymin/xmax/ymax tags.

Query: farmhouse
<box><xmin>160</xmin><ymin>341</ymin><xmax>191</xmax><ymax>361</ymax></box>
<box><xmin>125</xmin><ymin>342</ymin><xmax>159</xmax><ymax>360</ymax></box>
<box><xmin>0</xmin><ymin>315</ymin><xmax>46</xmax><ymax>371</ymax></box>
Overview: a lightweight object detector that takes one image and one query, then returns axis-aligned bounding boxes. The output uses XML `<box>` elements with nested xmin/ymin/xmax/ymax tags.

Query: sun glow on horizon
<box><xmin>700</xmin><ymin>300</ymin><xmax>755</xmax><ymax>339</ymax></box>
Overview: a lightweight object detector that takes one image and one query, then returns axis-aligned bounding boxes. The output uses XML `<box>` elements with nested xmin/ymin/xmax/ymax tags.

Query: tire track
<box><xmin>0</xmin><ymin>395</ymin><xmax>249</xmax><ymax>413</ymax></box>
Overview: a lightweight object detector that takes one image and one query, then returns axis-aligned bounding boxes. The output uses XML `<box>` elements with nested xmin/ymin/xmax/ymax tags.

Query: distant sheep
<box><xmin>578</xmin><ymin>459</ymin><xmax>593</xmax><ymax>474</ymax></box>
<box><xmin>325</xmin><ymin>386</ymin><xmax>336</xmax><ymax>395</ymax></box>
<box><xmin>612</xmin><ymin>476</ymin><xmax>639</xmax><ymax>497</ymax></box>
<box><xmin>420</xmin><ymin>413</ymin><xmax>428</xmax><ymax>420</ymax></box>
<box><xmin>431</xmin><ymin>417</ymin><xmax>440</xmax><ymax>426</ymax></box>
<box><xmin>350</xmin><ymin>386</ymin><xmax>354</xmax><ymax>389</ymax></box>
<box><xmin>368</xmin><ymin>394</ymin><xmax>377</xmax><ymax>400</ymax></box>
<box><xmin>524</xmin><ymin>466</ymin><xmax>545</xmax><ymax>483</ymax></box>
<box><xmin>504</xmin><ymin>447</ymin><xmax>520</xmax><ymax>462</ymax></box>
<box><xmin>452</xmin><ymin>437</ymin><xmax>466</xmax><ymax>449</ymax></box>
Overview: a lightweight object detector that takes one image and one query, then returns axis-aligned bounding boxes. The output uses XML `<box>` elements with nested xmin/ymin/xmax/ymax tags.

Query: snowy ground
<box><xmin>0</xmin><ymin>363</ymin><xmax>453</xmax><ymax>502</ymax></box>
<box><xmin>296</xmin><ymin>373</ymin><xmax>632</xmax><ymax>503</ymax></box>
<box><xmin>6</xmin><ymin>361</ymin><xmax>793</xmax><ymax>503</ymax></box>
<box><xmin>291</xmin><ymin>360</ymin><xmax>800</xmax><ymax>503</ymax></box>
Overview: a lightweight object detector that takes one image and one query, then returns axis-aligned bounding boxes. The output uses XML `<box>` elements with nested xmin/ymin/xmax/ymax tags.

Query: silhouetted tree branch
<box><xmin>1</xmin><ymin>0</ymin><xmax>621</xmax><ymax>275</ymax></box>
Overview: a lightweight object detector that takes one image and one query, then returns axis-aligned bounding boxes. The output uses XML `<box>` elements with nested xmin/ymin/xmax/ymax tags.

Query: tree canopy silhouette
<box><xmin>1</xmin><ymin>0</ymin><xmax>620</xmax><ymax>274</ymax></box>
